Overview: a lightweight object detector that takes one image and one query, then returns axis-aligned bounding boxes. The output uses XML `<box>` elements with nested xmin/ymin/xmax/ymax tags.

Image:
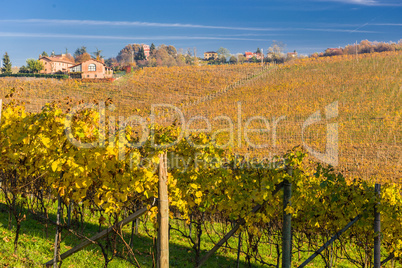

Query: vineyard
<box><xmin>0</xmin><ymin>64</ymin><xmax>265</xmax><ymax>115</ymax></box>
<box><xmin>181</xmin><ymin>52</ymin><xmax>402</xmax><ymax>180</ymax></box>
<box><xmin>0</xmin><ymin>53</ymin><xmax>401</xmax><ymax>267</ymax></box>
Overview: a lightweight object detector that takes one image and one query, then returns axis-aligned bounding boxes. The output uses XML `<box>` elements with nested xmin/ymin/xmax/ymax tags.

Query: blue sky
<box><xmin>0</xmin><ymin>0</ymin><xmax>401</xmax><ymax>66</ymax></box>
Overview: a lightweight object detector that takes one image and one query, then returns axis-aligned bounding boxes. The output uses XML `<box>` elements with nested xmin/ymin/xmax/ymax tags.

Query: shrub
<box><xmin>0</xmin><ymin>73</ymin><xmax>69</xmax><ymax>79</ymax></box>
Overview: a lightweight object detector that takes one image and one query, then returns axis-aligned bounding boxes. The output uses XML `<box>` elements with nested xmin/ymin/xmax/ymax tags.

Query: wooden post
<box><xmin>236</xmin><ymin>232</ymin><xmax>242</xmax><ymax>268</ymax></box>
<box><xmin>282</xmin><ymin>179</ymin><xmax>292</xmax><ymax>268</ymax></box>
<box><xmin>282</xmin><ymin>166</ymin><xmax>292</xmax><ymax>268</ymax></box>
<box><xmin>374</xmin><ymin>183</ymin><xmax>381</xmax><ymax>268</ymax></box>
<box><xmin>158</xmin><ymin>153</ymin><xmax>169</xmax><ymax>268</ymax></box>
<box><xmin>53</xmin><ymin>195</ymin><xmax>62</xmax><ymax>268</ymax></box>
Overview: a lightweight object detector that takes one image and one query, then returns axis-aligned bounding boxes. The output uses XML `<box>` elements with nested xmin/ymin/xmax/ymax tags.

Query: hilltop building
<box><xmin>142</xmin><ymin>44</ymin><xmax>150</xmax><ymax>59</ymax></box>
<box><xmin>69</xmin><ymin>59</ymin><xmax>113</xmax><ymax>79</ymax></box>
<box><xmin>244</xmin><ymin>51</ymin><xmax>263</xmax><ymax>60</ymax></box>
<box><xmin>39</xmin><ymin>54</ymin><xmax>75</xmax><ymax>74</ymax></box>
<box><xmin>204</xmin><ymin>51</ymin><xmax>218</xmax><ymax>60</ymax></box>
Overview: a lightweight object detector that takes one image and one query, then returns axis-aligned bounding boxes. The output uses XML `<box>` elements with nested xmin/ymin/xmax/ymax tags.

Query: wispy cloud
<box><xmin>0</xmin><ymin>19</ymin><xmax>377</xmax><ymax>33</ymax></box>
<box><xmin>0</xmin><ymin>19</ymin><xmax>280</xmax><ymax>31</ymax></box>
<box><xmin>371</xmin><ymin>23</ymin><xmax>402</xmax><ymax>26</ymax></box>
<box><xmin>0</xmin><ymin>32</ymin><xmax>273</xmax><ymax>41</ymax></box>
<box><xmin>315</xmin><ymin>0</ymin><xmax>402</xmax><ymax>6</ymax></box>
<box><xmin>334</xmin><ymin>0</ymin><xmax>377</xmax><ymax>5</ymax></box>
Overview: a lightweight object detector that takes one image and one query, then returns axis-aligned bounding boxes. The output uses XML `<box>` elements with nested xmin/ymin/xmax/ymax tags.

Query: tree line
<box><xmin>2</xmin><ymin>39</ymin><xmax>401</xmax><ymax>75</ymax></box>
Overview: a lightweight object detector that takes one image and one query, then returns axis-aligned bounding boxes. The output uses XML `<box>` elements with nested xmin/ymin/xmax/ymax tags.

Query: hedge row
<box><xmin>0</xmin><ymin>73</ymin><xmax>69</xmax><ymax>79</ymax></box>
<box><xmin>79</xmin><ymin>78</ymin><xmax>116</xmax><ymax>83</ymax></box>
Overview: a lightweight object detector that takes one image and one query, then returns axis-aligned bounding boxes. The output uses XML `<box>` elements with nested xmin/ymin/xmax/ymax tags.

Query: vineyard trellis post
<box><xmin>157</xmin><ymin>153</ymin><xmax>169</xmax><ymax>268</ymax></box>
<box><xmin>53</xmin><ymin>194</ymin><xmax>62</xmax><ymax>268</ymax></box>
<box><xmin>298</xmin><ymin>183</ymin><xmax>383</xmax><ymax>268</ymax></box>
<box><xmin>282</xmin><ymin>166</ymin><xmax>293</xmax><ymax>268</ymax></box>
<box><xmin>374</xmin><ymin>183</ymin><xmax>381</xmax><ymax>268</ymax></box>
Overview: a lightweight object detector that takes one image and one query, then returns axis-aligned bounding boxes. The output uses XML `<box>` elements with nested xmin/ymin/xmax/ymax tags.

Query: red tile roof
<box><xmin>69</xmin><ymin>59</ymin><xmax>106</xmax><ymax>68</ymax></box>
<box><xmin>40</xmin><ymin>55</ymin><xmax>75</xmax><ymax>64</ymax></box>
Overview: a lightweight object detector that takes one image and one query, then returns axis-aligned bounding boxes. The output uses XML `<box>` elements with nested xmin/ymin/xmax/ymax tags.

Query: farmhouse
<box><xmin>204</xmin><ymin>51</ymin><xmax>218</xmax><ymax>60</ymax></box>
<box><xmin>69</xmin><ymin>59</ymin><xmax>113</xmax><ymax>79</ymax></box>
<box><xmin>39</xmin><ymin>54</ymin><xmax>75</xmax><ymax>74</ymax></box>
<box><xmin>244</xmin><ymin>52</ymin><xmax>263</xmax><ymax>60</ymax></box>
<box><xmin>142</xmin><ymin>44</ymin><xmax>150</xmax><ymax>59</ymax></box>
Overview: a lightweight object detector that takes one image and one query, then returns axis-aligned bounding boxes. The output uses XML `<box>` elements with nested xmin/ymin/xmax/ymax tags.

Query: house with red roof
<box><xmin>244</xmin><ymin>52</ymin><xmax>263</xmax><ymax>60</ymax></box>
<box><xmin>39</xmin><ymin>54</ymin><xmax>75</xmax><ymax>74</ymax></box>
<box><xmin>69</xmin><ymin>59</ymin><xmax>113</xmax><ymax>79</ymax></box>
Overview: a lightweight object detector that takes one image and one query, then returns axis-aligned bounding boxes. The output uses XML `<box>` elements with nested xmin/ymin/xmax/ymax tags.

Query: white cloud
<box><xmin>0</xmin><ymin>19</ymin><xmax>379</xmax><ymax>33</ymax></box>
<box><xmin>316</xmin><ymin>0</ymin><xmax>402</xmax><ymax>5</ymax></box>
<box><xmin>0</xmin><ymin>32</ymin><xmax>273</xmax><ymax>41</ymax></box>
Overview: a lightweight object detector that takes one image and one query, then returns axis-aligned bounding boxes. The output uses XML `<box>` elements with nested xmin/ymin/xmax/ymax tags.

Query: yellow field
<box><xmin>181</xmin><ymin>52</ymin><xmax>402</xmax><ymax>180</ymax></box>
<box><xmin>0</xmin><ymin>63</ymin><xmax>264</xmax><ymax>114</ymax></box>
<box><xmin>0</xmin><ymin>54</ymin><xmax>400</xmax><ymax>180</ymax></box>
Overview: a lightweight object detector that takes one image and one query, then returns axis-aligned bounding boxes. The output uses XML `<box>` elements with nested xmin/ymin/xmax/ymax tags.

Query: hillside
<box><xmin>0</xmin><ymin>63</ymin><xmax>265</xmax><ymax>115</ymax></box>
<box><xmin>181</xmin><ymin>52</ymin><xmax>402</xmax><ymax>180</ymax></box>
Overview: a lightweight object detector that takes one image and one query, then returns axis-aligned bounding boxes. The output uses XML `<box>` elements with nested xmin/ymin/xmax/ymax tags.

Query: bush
<box><xmin>0</xmin><ymin>73</ymin><xmax>69</xmax><ymax>79</ymax></box>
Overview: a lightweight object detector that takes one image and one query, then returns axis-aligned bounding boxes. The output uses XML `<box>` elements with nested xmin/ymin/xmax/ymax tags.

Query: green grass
<box><xmin>0</xmin><ymin>196</ymin><xmax>398</xmax><ymax>267</ymax></box>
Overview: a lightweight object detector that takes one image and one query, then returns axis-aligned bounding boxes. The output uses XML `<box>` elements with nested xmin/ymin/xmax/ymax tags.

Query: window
<box><xmin>95</xmin><ymin>75</ymin><xmax>97</xmax><ymax>78</ymax></box>
<box><xmin>87</xmin><ymin>75</ymin><xmax>90</xmax><ymax>78</ymax></box>
<box><xmin>88</xmin><ymin>64</ymin><xmax>96</xmax><ymax>72</ymax></box>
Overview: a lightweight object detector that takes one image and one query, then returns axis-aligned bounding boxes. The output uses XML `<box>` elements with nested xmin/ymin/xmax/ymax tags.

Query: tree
<box><xmin>92</xmin><ymin>48</ymin><xmax>103</xmax><ymax>61</ymax></box>
<box><xmin>237</xmin><ymin>54</ymin><xmax>246</xmax><ymax>64</ymax></box>
<box><xmin>229</xmin><ymin>56</ymin><xmax>238</xmax><ymax>64</ymax></box>
<box><xmin>135</xmin><ymin>47</ymin><xmax>146</xmax><ymax>61</ymax></box>
<box><xmin>217</xmin><ymin>47</ymin><xmax>231</xmax><ymax>59</ymax></box>
<box><xmin>41</xmin><ymin>51</ymin><xmax>49</xmax><ymax>57</ymax></box>
<box><xmin>150</xmin><ymin>43</ymin><xmax>156</xmax><ymax>55</ymax></box>
<box><xmin>1</xmin><ymin>52</ymin><xmax>12</xmax><ymax>74</ymax></box>
<box><xmin>18</xmin><ymin>65</ymin><xmax>29</xmax><ymax>73</ymax></box>
<box><xmin>167</xmin><ymin>45</ymin><xmax>177</xmax><ymax>56</ymax></box>
<box><xmin>116</xmin><ymin>44</ymin><xmax>141</xmax><ymax>65</ymax></box>
<box><xmin>250</xmin><ymin>56</ymin><xmax>259</xmax><ymax>63</ymax></box>
<box><xmin>256</xmin><ymin>48</ymin><xmax>262</xmax><ymax>54</ymax></box>
<box><xmin>268</xmin><ymin>41</ymin><xmax>286</xmax><ymax>56</ymax></box>
<box><xmin>218</xmin><ymin>55</ymin><xmax>227</xmax><ymax>64</ymax></box>
<box><xmin>74</xmin><ymin>46</ymin><xmax>87</xmax><ymax>59</ymax></box>
<box><xmin>105</xmin><ymin>57</ymin><xmax>118</xmax><ymax>68</ymax></box>
<box><xmin>75</xmin><ymin>53</ymin><xmax>91</xmax><ymax>63</ymax></box>
<box><xmin>26</xmin><ymin>59</ymin><xmax>44</xmax><ymax>73</ymax></box>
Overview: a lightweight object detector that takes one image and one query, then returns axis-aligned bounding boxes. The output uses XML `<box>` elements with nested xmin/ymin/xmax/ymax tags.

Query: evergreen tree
<box><xmin>150</xmin><ymin>43</ymin><xmax>156</xmax><ymax>55</ymax></box>
<box><xmin>1</xmin><ymin>52</ymin><xmax>12</xmax><ymax>74</ymax></box>
<box><xmin>135</xmin><ymin>47</ymin><xmax>146</xmax><ymax>61</ymax></box>
<box><xmin>42</xmin><ymin>51</ymin><xmax>49</xmax><ymax>57</ymax></box>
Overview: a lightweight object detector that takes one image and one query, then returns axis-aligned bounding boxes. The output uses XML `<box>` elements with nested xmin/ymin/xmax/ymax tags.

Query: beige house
<box><xmin>204</xmin><ymin>51</ymin><xmax>218</xmax><ymax>60</ymax></box>
<box><xmin>69</xmin><ymin>59</ymin><xmax>113</xmax><ymax>79</ymax></box>
<box><xmin>39</xmin><ymin>54</ymin><xmax>75</xmax><ymax>74</ymax></box>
